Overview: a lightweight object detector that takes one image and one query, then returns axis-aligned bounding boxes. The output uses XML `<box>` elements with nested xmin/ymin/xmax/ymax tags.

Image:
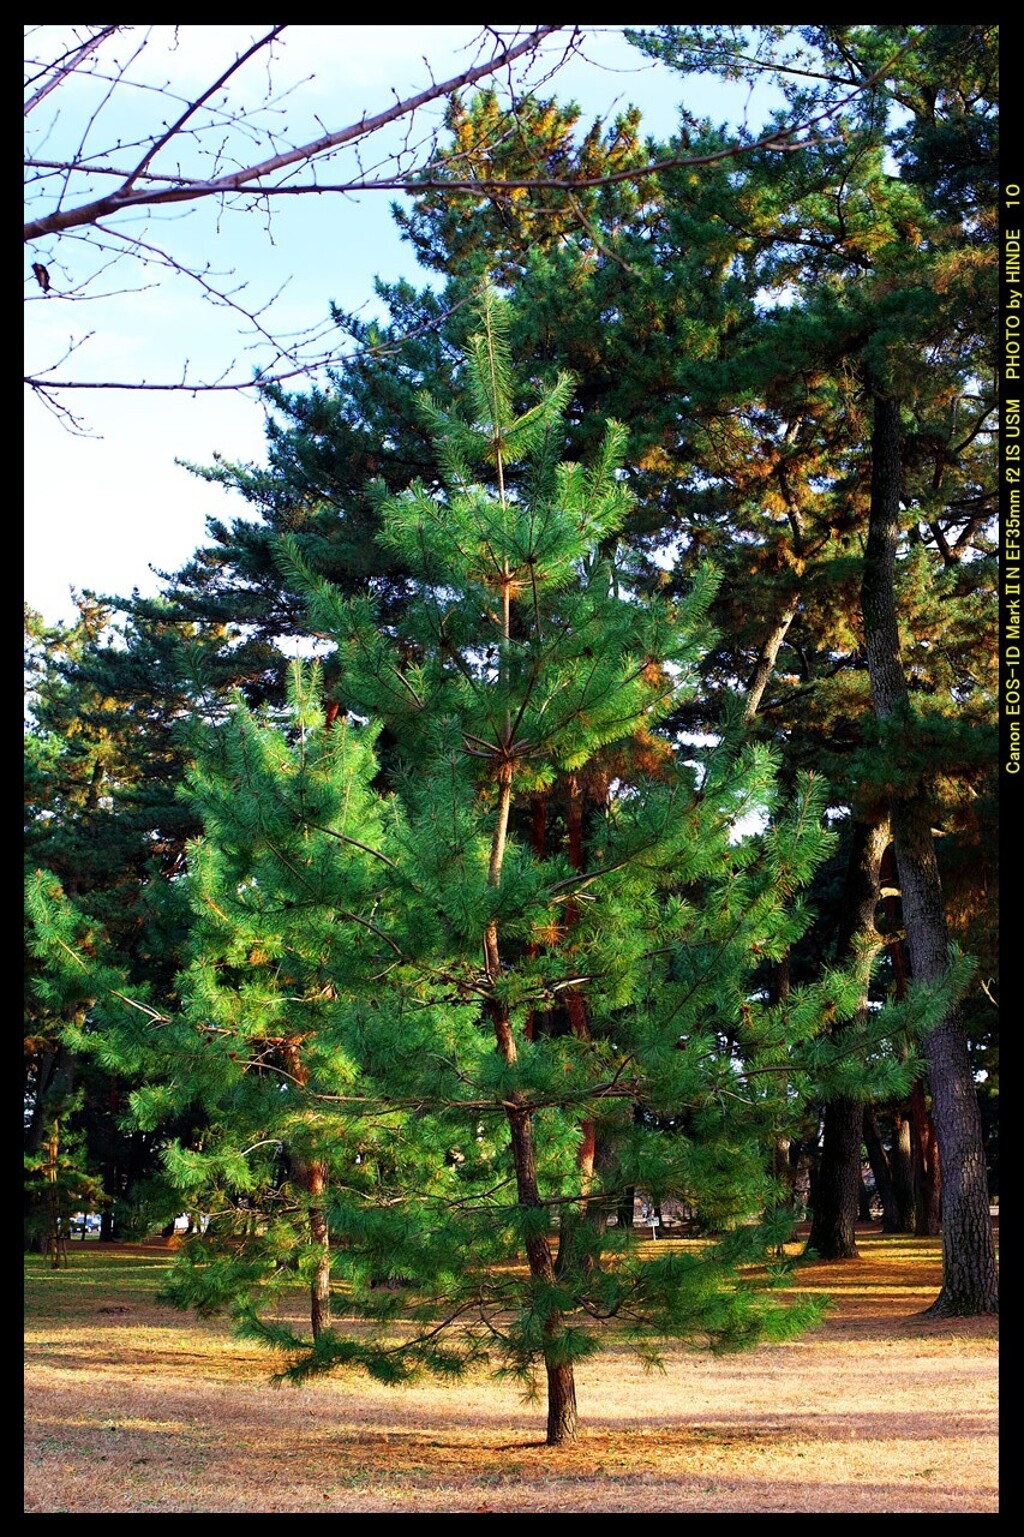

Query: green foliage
<box><xmin>24</xmin><ymin>596</ymin><xmax>219</xmax><ymax>1246</ymax></box>
<box><xmin>24</xmin><ymin>21</ymin><xmax>999</xmax><ymax>1399</ymax></box>
<box><xmin>135</xmin><ymin>299</ymin><xmax>923</xmax><ymax>1410</ymax></box>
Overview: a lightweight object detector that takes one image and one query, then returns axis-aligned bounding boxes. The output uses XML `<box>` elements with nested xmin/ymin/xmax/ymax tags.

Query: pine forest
<box><xmin>25</xmin><ymin>24</ymin><xmax>999</xmax><ymax>1459</ymax></box>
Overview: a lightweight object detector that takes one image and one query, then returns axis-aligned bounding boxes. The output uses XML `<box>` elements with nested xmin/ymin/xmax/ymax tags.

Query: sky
<box><xmin>24</xmin><ymin>24</ymin><xmax>784</xmax><ymax>627</ymax></box>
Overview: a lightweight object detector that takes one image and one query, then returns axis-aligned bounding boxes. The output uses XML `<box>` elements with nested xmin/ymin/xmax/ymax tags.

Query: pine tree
<box><xmin>103</xmin><ymin>295</ymin><xmax>953</xmax><ymax>1446</ymax></box>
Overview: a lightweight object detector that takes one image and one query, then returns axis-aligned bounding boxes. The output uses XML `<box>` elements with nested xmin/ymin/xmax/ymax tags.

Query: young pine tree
<box><xmin>159</xmin><ymin>295</ymin><xmax>928</xmax><ymax>1446</ymax></box>
<box><xmin>35</xmin><ymin>296</ymin><xmax>943</xmax><ymax>1447</ymax></box>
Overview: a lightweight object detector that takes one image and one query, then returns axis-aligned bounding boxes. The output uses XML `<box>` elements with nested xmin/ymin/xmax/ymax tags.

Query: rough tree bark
<box><xmin>888</xmin><ymin>1107</ymin><xmax>917</xmax><ymax>1233</ymax></box>
<box><xmin>806</xmin><ymin>817</ymin><xmax>889</xmax><ymax>1261</ymax></box>
<box><xmin>859</xmin><ymin>392</ymin><xmax>997</xmax><ymax>1314</ymax></box>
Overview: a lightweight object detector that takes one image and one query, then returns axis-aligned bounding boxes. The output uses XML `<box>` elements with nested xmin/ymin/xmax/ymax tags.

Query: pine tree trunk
<box><xmin>772</xmin><ymin>1137</ymin><xmax>792</xmax><ymax>1192</ymax></box>
<box><xmin>507</xmin><ymin>1106</ymin><xmax>578</xmax><ymax>1445</ymax></box>
<box><xmin>862</xmin><ymin>1108</ymin><xmax>899</xmax><ymax>1232</ymax></box>
<box><xmin>546</xmin><ymin>1361</ymin><xmax>579</xmax><ymax>1446</ymax></box>
<box><xmin>806</xmin><ymin>817</ymin><xmax>887</xmax><ymax>1261</ymax></box>
<box><xmin>910</xmin><ymin>1080</ymin><xmax>942</xmax><ymax>1238</ymax></box>
<box><xmin>44</xmin><ymin>1120</ymin><xmax>67</xmax><ymax>1270</ymax></box>
<box><xmin>486</xmin><ymin>783</ymin><xmax>577</xmax><ymax>1444</ymax></box>
<box><xmin>860</xmin><ymin>393</ymin><xmax>997</xmax><ymax>1314</ymax></box>
<box><xmin>890</xmin><ymin>1106</ymin><xmax>917</xmax><ymax>1233</ymax></box>
<box><xmin>307</xmin><ymin>1160</ymin><xmax>331</xmax><ymax>1339</ymax></box>
<box><xmin>99</xmin><ymin>1165</ymin><xmax>118</xmax><ymax>1242</ymax></box>
<box><xmin>99</xmin><ymin>1079</ymin><xmax>119</xmax><ymax>1242</ymax></box>
<box><xmin>25</xmin><ymin>1044</ymin><xmax>75</xmax><ymax>1158</ymax></box>
<box><xmin>808</xmin><ymin>1098</ymin><xmax>864</xmax><ymax>1258</ymax></box>
<box><xmin>742</xmin><ymin>595</ymin><xmax>801</xmax><ymax>723</ymax></box>
<box><xmin>281</xmin><ymin>1041</ymin><xmax>331</xmax><ymax>1338</ymax></box>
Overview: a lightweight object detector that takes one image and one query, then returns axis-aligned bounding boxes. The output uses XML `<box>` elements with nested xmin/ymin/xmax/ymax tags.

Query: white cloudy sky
<box><xmin>25</xmin><ymin>24</ymin><xmax>781</xmax><ymax>625</ymax></box>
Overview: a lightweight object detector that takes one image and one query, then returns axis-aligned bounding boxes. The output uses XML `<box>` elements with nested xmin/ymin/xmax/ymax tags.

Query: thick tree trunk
<box><xmin>808</xmin><ymin>1099</ymin><xmax>864</xmax><ymax>1258</ymax></box>
<box><xmin>807</xmin><ymin>817</ymin><xmax>888</xmax><ymax>1261</ymax></box>
<box><xmin>546</xmin><ymin>1361</ymin><xmax>579</xmax><ymax>1445</ymax></box>
<box><xmin>860</xmin><ymin>393</ymin><xmax>997</xmax><ymax>1314</ymax></box>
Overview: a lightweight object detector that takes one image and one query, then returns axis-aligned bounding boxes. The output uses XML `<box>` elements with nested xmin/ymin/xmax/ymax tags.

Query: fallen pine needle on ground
<box><xmin>24</xmin><ymin>1223</ymin><xmax>998</xmax><ymax>1514</ymax></box>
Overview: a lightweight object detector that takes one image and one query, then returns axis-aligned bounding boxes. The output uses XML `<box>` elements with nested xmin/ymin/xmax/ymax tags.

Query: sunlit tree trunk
<box><xmin>888</xmin><ymin>1107</ymin><xmax>917</xmax><ymax>1233</ymax></box>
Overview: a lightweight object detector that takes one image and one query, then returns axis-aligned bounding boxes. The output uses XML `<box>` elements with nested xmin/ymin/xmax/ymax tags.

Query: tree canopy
<box><xmin>25</xmin><ymin>21</ymin><xmax>998</xmax><ymax>1448</ymax></box>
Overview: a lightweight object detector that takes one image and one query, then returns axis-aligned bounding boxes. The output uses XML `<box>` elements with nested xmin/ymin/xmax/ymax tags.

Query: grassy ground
<box><xmin>24</xmin><ymin>1224</ymin><xmax>998</xmax><ymax>1513</ymax></box>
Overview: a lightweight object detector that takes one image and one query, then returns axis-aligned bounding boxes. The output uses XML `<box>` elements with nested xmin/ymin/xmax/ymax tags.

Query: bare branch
<box><xmin>120</xmin><ymin>26</ymin><xmax>288</xmax><ymax>195</ymax></box>
<box><xmin>24</xmin><ymin>25</ymin><xmax>566</xmax><ymax>242</ymax></box>
<box><xmin>24</xmin><ymin>25</ymin><xmax>121</xmax><ymax>117</ymax></box>
<box><xmin>23</xmin><ymin>25</ymin><xmax>920</xmax><ymax>411</ymax></box>
<box><xmin>235</xmin><ymin>131</ymin><xmax>847</xmax><ymax>198</ymax></box>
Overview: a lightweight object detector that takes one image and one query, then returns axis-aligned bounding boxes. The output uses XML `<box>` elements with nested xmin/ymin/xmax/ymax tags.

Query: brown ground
<box><xmin>24</xmin><ymin>1223</ymin><xmax>998</xmax><ymax>1513</ymax></box>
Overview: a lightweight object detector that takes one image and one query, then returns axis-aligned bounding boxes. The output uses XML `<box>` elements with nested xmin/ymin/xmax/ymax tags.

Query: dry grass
<box><xmin>24</xmin><ymin>1224</ymin><xmax>998</xmax><ymax>1513</ymax></box>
